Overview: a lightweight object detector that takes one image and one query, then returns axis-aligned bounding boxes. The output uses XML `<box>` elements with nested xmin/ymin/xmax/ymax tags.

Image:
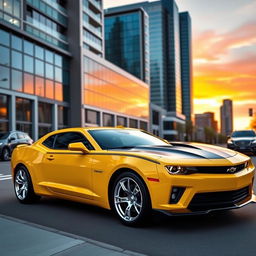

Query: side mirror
<box><xmin>68</xmin><ymin>142</ymin><xmax>90</xmax><ymax>154</ymax></box>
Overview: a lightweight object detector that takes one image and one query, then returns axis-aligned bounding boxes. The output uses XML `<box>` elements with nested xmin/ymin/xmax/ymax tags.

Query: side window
<box><xmin>9</xmin><ymin>133</ymin><xmax>18</xmax><ymax>140</ymax></box>
<box><xmin>17</xmin><ymin>132</ymin><xmax>24</xmax><ymax>139</ymax></box>
<box><xmin>42</xmin><ymin>135</ymin><xmax>56</xmax><ymax>149</ymax></box>
<box><xmin>53</xmin><ymin>132</ymin><xmax>94</xmax><ymax>150</ymax></box>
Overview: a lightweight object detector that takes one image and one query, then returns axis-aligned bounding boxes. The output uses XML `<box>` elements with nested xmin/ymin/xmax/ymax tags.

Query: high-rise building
<box><xmin>179</xmin><ymin>12</ymin><xmax>193</xmax><ymax>121</ymax></box>
<box><xmin>0</xmin><ymin>0</ymin><xmax>149</xmax><ymax>140</ymax></box>
<box><xmin>195</xmin><ymin>112</ymin><xmax>217</xmax><ymax>131</ymax></box>
<box><xmin>104</xmin><ymin>0</ymin><xmax>187</xmax><ymax>140</ymax></box>
<box><xmin>104</xmin><ymin>7</ymin><xmax>150</xmax><ymax>84</ymax></box>
<box><xmin>220</xmin><ymin>99</ymin><xmax>233</xmax><ymax>136</ymax></box>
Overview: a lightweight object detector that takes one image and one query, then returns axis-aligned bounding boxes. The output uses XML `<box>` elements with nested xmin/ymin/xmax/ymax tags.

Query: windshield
<box><xmin>231</xmin><ymin>131</ymin><xmax>256</xmax><ymax>137</ymax></box>
<box><xmin>0</xmin><ymin>132</ymin><xmax>9</xmax><ymax>140</ymax></box>
<box><xmin>88</xmin><ymin>129</ymin><xmax>169</xmax><ymax>150</ymax></box>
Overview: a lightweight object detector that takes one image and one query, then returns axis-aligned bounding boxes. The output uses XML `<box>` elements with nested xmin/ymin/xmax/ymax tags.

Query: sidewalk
<box><xmin>0</xmin><ymin>215</ymin><xmax>146</xmax><ymax>256</ymax></box>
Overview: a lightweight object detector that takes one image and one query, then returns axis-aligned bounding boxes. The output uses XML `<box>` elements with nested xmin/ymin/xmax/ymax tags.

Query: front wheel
<box><xmin>111</xmin><ymin>172</ymin><xmax>151</xmax><ymax>226</ymax></box>
<box><xmin>14</xmin><ymin>166</ymin><xmax>40</xmax><ymax>203</ymax></box>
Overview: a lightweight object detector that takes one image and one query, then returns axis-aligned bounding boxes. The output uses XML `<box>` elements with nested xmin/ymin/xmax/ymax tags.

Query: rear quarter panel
<box><xmin>11</xmin><ymin>144</ymin><xmax>45</xmax><ymax>192</ymax></box>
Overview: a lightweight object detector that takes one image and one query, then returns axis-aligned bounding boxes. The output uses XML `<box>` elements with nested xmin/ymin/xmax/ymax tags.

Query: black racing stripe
<box><xmin>119</xmin><ymin>146</ymin><xmax>227</xmax><ymax>159</ymax></box>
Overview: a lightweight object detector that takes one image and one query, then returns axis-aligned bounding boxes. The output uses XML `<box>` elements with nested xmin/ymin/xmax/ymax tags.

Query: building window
<box><xmin>0</xmin><ymin>94</ymin><xmax>9</xmax><ymax>132</ymax></box>
<box><xmin>24</xmin><ymin>73</ymin><xmax>34</xmax><ymax>94</ymax></box>
<box><xmin>140</xmin><ymin>121</ymin><xmax>148</xmax><ymax>131</ymax></box>
<box><xmin>16</xmin><ymin>97</ymin><xmax>32</xmax><ymax>136</ymax></box>
<box><xmin>117</xmin><ymin>116</ymin><xmax>127</xmax><ymax>127</ymax></box>
<box><xmin>152</xmin><ymin>110</ymin><xmax>159</xmax><ymax>125</ymax></box>
<box><xmin>103</xmin><ymin>113</ymin><xmax>114</xmax><ymax>127</ymax></box>
<box><xmin>12</xmin><ymin>69</ymin><xmax>22</xmax><ymax>91</ymax></box>
<box><xmin>163</xmin><ymin>121</ymin><xmax>176</xmax><ymax>130</ymax></box>
<box><xmin>0</xmin><ymin>65</ymin><xmax>10</xmax><ymax>89</ymax></box>
<box><xmin>129</xmin><ymin>119</ymin><xmax>138</xmax><ymax>128</ymax></box>
<box><xmin>58</xmin><ymin>105</ymin><xmax>68</xmax><ymax>129</ymax></box>
<box><xmin>85</xmin><ymin>109</ymin><xmax>99</xmax><ymax>125</ymax></box>
<box><xmin>38</xmin><ymin>102</ymin><xmax>52</xmax><ymax>138</ymax></box>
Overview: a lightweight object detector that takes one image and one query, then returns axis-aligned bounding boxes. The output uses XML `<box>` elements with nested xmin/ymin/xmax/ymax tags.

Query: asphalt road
<box><xmin>1</xmin><ymin>158</ymin><xmax>256</xmax><ymax>256</ymax></box>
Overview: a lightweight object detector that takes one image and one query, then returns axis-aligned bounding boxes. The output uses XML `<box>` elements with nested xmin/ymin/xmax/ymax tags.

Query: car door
<box><xmin>40</xmin><ymin>132</ymin><xmax>95</xmax><ymax>199</ymax></box>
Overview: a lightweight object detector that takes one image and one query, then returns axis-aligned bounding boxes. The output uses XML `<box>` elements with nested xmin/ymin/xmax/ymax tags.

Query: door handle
<box><xmin>47</xmin><ymin>155</ymin><xmax>55</xmax><ymax>161</ymax></box>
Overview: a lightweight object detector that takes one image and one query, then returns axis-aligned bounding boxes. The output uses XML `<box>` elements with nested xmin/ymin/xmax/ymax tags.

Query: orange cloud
<box><xmin>193</xmin><ymin>22</ymin><xmax>256</xmax><ymax>130</ymax></box>
<box><xmin>194</xmin><ymin>22</ymin><xmax>256</xmax><ymax>61</ymax></box>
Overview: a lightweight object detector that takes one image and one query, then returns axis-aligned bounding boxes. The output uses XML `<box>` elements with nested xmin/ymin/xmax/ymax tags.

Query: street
<box><xmin>1</xmin><ymin>158</ymin><xmax>256</xmax><ymax>256</ymax></box>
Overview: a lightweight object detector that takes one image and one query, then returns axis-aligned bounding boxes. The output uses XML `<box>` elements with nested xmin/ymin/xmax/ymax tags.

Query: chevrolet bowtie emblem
<box><xmin>227</xmin><ymin>167</ymin><xmax>236</xmax><ymax>173</ymax></box>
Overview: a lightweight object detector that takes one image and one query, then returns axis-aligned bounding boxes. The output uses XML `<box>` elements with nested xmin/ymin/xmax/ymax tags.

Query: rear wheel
<box><xmin>14</xmin><ymin>166</ymin><xmax>40</xmax><ymax>203</ymax></box>
<box><xmin>1</xmin><ymin>147</ymin><xmax>10</xmax><ymax>161</ymax></box>
<box><xmin>111</xmin><ymin>172</ymin><xmax>151</xmax><ymax>226</ymax></box>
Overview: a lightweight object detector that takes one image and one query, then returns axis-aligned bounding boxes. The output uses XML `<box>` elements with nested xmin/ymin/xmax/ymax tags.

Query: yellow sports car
<box><xmin>11</xmin><ymin>127</ymin><xmax>256</xmax><ymax>226</ymax></box>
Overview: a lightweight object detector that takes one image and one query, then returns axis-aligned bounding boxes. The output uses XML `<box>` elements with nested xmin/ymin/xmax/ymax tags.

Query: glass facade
<box><xmin>179</xmin><ymin>12</ymin><xmax>192</xmax><ymax>120</ymax></box>
<box><xmin>82</xmin><ymin>0</ymin><xmax>103</xmax><ymax>56</ymax></box>
<box><xmin>0</xmin><ymin>0</ymin><xmax>21</xmax><ymax>27</ymax></box>
<box><xmin>0</xmin><ymin>28</ymin><xmax>69</xmax><ymax>102</ymax></box>
<box><xmin>0</xmin><ymin>94</ymin><xmax>9</xmax><ymax>132</ymax></box>
<box><xmin>105</xmin><ymin>9</ymin><xmax>149</xmax><ymax>84</ymax></box>
<box><xmin>83</xmin><ymin>56</ymin><xmax>149</xmax><ymax>119</ymax></box>
<box><xmin>25</xmin><ymin>0</ymin><xmax>68</xmax><ymax>50</ymax></box>
<box><xmin>16</xmin><ymin>97</ymin><xmax>32</xmax><ymax>135</ymax></box>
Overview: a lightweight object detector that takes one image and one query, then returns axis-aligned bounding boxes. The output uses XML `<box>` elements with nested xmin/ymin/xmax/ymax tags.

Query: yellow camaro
<box><xmin>11</xmin><ymin>127</ymin><xmax>256</xmax><ymax>226</ymax></box>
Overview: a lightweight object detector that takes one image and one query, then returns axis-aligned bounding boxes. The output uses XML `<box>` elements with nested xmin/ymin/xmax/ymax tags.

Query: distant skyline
<box><xmin>104</xmin><ymin>0</ymin><xmax>256</xmax><ymax>131</ymax></box>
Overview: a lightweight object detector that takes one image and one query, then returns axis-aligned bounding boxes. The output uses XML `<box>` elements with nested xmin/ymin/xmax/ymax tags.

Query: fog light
<box><xmin>169</xmin><ymin>187</ymin><xmax>185</xmax><ymax>204</ymax></box>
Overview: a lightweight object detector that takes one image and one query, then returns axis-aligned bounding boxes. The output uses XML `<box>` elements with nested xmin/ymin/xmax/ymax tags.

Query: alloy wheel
<box><xmin>114</xmin><ymin>177</ymin><xmax>143</xmax><ymax>222</ymax></box>
<box><xmin>15</xmin><ymin>169</ymin><xmax>28</xmax><ymax>200</ymax></box>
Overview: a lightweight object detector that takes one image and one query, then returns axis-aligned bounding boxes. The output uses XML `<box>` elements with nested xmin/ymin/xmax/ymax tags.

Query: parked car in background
<box><xmin>0</xmin><ymin>131</ymin><xmax>33</xmax><ymax>161</ymax></box>
<box><xmin>227</xmin><ymin>130</ymin><xmax>256</xmax><ymax>154</ymax></box>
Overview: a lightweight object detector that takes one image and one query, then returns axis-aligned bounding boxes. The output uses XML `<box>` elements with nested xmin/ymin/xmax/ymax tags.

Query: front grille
<box><xmin>196</xmin><ymin>163</ymin><xmax>246</xmax><ymax>174</ymax></box>
<box><xmin>188</xmin><ymin>186</ymin><xmax>250</xmax><ymax>211</ymax></box>
<box><xmin>234</xmin><ymin>140</ymin><xmax>251</xmax><ymax>147</ymax></box>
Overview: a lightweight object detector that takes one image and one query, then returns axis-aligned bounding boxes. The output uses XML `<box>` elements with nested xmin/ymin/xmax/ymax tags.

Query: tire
<box><xmin>14</xmin><ymin>165</ymin><xmax>40</xmax><ymax>204</ymax></box>
<box><xmin>111</xmin><ymin>171</ymin><xmax>152</xmax><ymax>226</ymax></box>
<box><xmin>1</xmin><ymin>147</ymin><xmax>10</xmax><ymax>161</ymax></box>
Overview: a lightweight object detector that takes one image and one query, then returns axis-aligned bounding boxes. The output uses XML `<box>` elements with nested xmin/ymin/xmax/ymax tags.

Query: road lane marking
<box><xmin>0</xmin><ymin>174</ymin><xmax>12</xmax><ymax>181</ymax></box>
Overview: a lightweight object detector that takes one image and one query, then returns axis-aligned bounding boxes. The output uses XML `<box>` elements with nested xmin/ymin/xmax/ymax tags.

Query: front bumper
<box><xmin>149</xmin><ymin>162</ymin><xmax>255</xmax><ymax>214</ymax></box>
<box><xmin>157</xmin><ymin>194</ymin><xmax>256</xmax><ymax>216</ymax></box>
<box><xmin>228</xmin><ymin>144</ymin><xmax>256</xmax><ymax>153</ymax></box>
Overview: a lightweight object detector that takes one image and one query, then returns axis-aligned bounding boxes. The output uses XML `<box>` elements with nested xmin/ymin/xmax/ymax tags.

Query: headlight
<box><xmin>0</xmin><ymin>142</ymin><xmax>2</xmax><ymax>146</ymax></box>
<box><xmin>165</xmin><ymin>166</ymin><xmax>197</xmax><ymax>175</ymax></box>
<box><xmin>252</xmin><ymin>140</ymin><xmax>256</xmax><ymax>144</ymax></box>
<box><xmin>227</xmin><ymin>139</ymin><xmax>233</xmax><ymax>144</ymax></box>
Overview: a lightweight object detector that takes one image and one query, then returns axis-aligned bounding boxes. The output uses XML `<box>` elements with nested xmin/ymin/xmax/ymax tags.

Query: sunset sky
<box><xmin>104</xmin><ymin>0</ymin><xmax>256</xmax><ymax>131</ymax></box>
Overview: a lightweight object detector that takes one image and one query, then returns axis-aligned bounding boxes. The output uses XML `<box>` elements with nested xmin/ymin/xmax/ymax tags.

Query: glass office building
<box><xmin>105</xmin><ymin>0</ymin><xmax>187</xmax><ymax>140</ymax></box>
<box><xmin>104</xmin><ymin>8</ymin><xmax>150</xmax><ymax>84</ymax></box>
<box><xmin>179</xmin><ymin>12</ymin><xmax>192</xmax><ymax>121</ymax></box>
<box><xmin>0</xmin><ymin>0</ymin><xmax>149</xmax><ymax>140</ymax></box>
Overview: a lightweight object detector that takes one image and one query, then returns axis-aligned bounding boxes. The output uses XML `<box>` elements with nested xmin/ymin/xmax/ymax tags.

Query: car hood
<box><xmin>231</xmin><ymin>137</ymin><xmax>256</xmax><ymax>141</ymax></box>
<box><xmin>109</xmin><ymin>143</ymin><xmax>238</xmax><ymax>162</ymax></box>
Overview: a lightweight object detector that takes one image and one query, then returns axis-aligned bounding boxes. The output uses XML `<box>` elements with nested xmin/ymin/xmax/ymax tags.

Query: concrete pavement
<box><xmin>0</xmin><ymin>214</ymin><xmax>145</xmax><ymax>256</ymax></box>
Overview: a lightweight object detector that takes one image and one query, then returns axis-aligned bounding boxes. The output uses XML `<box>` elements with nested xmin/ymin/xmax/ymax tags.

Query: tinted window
<box><xmin>42</xmin><ymin>134</ymin><xmax>56</xmax><ymax>148</ymax></box>
<box><xmin>89</xmin><ymin>129</ymin><xmax>168</xmax><ymax>150</ymax></box>
<box><xmin>54</xmin><ymin>132</ymin><xmax>94</xmax><ymax>150</ymax></box>
<box><xmin>231</xmin><ymin>131</ymin><xmax>256</xmax><ymax>137</ymax></box>
<box><xmin>9</xmin><ymin>133</ymin><xmax>18</xmax><ymax>140</ymax></box>
<box><xmin>17</xmin><ymin>132</ymin><xmax>25</xmax><ymax>139</ymax></box>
